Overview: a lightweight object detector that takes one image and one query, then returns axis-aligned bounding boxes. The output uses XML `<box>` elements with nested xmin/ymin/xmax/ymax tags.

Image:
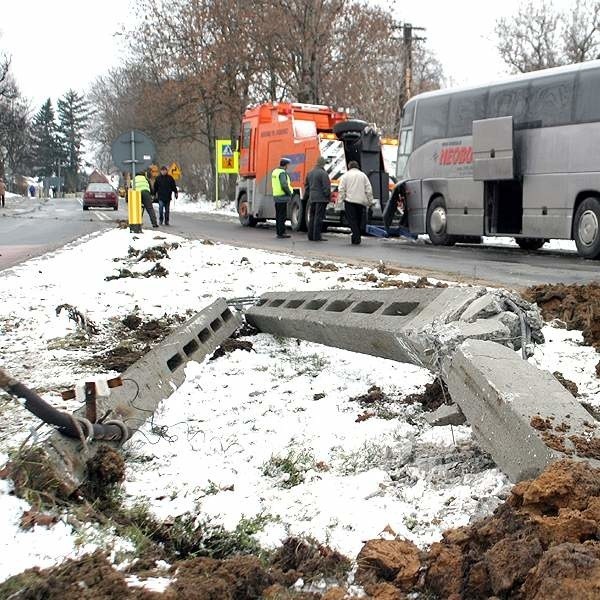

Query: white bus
<box><xmin>396</xmin><ymin>60</ymin><xmax>600</xmax><ymax>258</ymax></box>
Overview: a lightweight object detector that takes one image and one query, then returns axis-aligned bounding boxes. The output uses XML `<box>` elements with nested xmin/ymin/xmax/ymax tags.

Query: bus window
<box><xmin>401</xmin><ymin>100</ymin><xmax>416</xmax><ymax>128</ymax></box>
<box><xmin>448</xmin><ymin>90</ymin><xmax>488</xmax><ymax>137</ymax></box>
<box><xmin>414</xmin><ymin>95</ymin><xmax>449</xmax><ymax>148</ymax></box>
<box><xmin>396</xmin><ymin>128</ymin><xmax>413</xmax><ymax>178</ymax></box>
<box><xmin>575</xmin><ymin>68</ymin><xmax>600</xmax><ymax>123</ymax></box>
<box><xmin>488</xmin><ymin>82</ymin><xmax>530</xmax><ymax>128</ymax></box>
<box><xmin>528</xmin><ymin>73</ymin><xmax>575</xmax><ymax>127</ymax></box>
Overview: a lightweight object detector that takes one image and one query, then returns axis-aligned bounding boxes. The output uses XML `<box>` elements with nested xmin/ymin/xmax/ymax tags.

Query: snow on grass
<box><xmin>122</xmin><ymin>338</ymin><xmax>509</xmax><ymax>558</ymax></box>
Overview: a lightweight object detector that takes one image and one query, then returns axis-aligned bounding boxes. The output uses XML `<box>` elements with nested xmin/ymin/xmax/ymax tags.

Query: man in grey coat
<box><xmin>302</xmin><ymin>156</ymin><xmax>331</xmax><ymax>241</ymax></box>
<box><xmin>338</xmin><ymin>160</ymin><xmax>374</xmax><ymax>245</ymax></box>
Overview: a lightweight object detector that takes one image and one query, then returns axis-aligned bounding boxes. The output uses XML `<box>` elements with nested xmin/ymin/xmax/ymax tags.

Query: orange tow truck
<box><xmin>235</xmin><ymin>102</ymin><xmax>397</xmax><ymax>231</ymax></box>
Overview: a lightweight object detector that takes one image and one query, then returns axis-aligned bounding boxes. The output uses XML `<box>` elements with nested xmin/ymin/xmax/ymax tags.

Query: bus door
<box><xmin>473</xmin><ymin>116</ymin><xmax>523</xmax><ymax>235</ymax></box>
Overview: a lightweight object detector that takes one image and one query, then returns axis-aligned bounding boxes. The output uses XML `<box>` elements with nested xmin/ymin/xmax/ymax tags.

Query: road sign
<box><xmin>168</xmin><ymin>162</ymin><xmax>182</xmax><ymax>180</ymax></box>
<box><xmin>216</xmin><ymin>139</ymin><xmax>239</xmax><ymax>174</ymax></box>
<box><xmin>111</xmin><ymin>130</ymin><xmax>157</xmax><ymax>181</ymax></box>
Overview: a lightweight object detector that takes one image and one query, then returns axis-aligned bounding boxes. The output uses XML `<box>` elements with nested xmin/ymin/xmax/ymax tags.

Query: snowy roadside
<box><xmin>0</xmin><ymin>226</ymin><xmax>597</xmax><ymax>587</ymax></box>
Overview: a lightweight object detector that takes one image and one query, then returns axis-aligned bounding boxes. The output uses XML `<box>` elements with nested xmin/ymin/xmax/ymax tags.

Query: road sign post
<box><xmin>111</xmin><ymin>130</ymin><xmax>156</xmax><ymax>232</ymax></box>
<box><xmin>215</xmin><ymin>139</ymin><xmax>239</xmax><ymax>207</ymax></box>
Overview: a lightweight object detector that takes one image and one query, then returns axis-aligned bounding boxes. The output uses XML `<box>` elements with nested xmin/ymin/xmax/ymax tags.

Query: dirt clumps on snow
<box><xmin>210</xmin><ymin>337</ymin><xmax>254</xmax><ymax>360</ymax></box>
<box><xmin>80</xmin><ymin>445</ymin><xmax>126</xmax><ymax>503</ymax></box>
<box><xmin>106</xmin><ymin>264</ymin><xmax>169</xmax><ymax>281</ymax></box>
<box><xmin>403</xmin><ymin>378</ymin><xmax>448</xmax><ymax>412</ymax></box>
<box><xmin>377</xmin><ymin>276</ymin><xmax>448</xmax><ymax>290</ymax></box>
<box><xmin>93</xmin><ymin>314</ymin><xmax>185</xmax><ymax>372</ymax></box>
<box><xmin>553</xmin><ymin>371</ymin><xmax>579</xmax><ymax>396</ymax></box>
<box><xmin>0</xmin><ymin>551</ymin><xmax>162</xmax><ymax>600</ymax></box>
<box><xmin>302</xmin><ymin>260</ymin><xmax>340</xmax><ymax>272</ymax></box>
<box><xmin>524</xmin><ymin>282</ymin><xmax>600</xmax><ymax>351</ymax></box>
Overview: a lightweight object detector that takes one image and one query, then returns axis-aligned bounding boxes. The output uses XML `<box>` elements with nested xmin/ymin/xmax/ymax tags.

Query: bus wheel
<box><xmin>290</xmin><ymin>194</ymin><xmax>307</xmax><ymax>232</ymax></box>
<box><xmin>426</xmin><ymin>197</ymin><xmax>455</xmax><ymax>246</ymax></box>
<box><xmin>574</xmin><ymin>197</ymin><xmax>600</xmax><ymax>259</ymax></box>
<box><xmin>237</xmin><ymin>193</ymin><xmax>257</xmax><ymax>227</ymax></box>
<box><xmin>516</xmin><ymin>237</ymin><xmax>546</xmax><ymax>251</ymax></box>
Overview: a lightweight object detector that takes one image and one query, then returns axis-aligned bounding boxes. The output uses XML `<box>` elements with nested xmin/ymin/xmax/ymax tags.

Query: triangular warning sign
<box><xmin>222</xmin><ymin>145</ymin><xmax>233</xmax><ymax>157</ymax></box>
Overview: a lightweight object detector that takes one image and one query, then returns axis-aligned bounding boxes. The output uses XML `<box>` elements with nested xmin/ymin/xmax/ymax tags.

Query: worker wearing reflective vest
<box><xmin>134</xmin><ymin>171</ymin><xmax>159</xmax><ymax>228</ymax></box>
<box><xmin>271</xmin><ymin>158</ymin><xmax>293</xmax><ymax>238</ymax></box>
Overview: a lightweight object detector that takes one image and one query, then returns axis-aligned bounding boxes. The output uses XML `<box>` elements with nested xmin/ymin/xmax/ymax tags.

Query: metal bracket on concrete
<box><xmin>15</xmin><ymin>298</ymin><xmax>242</xmax><ymax>497</ymax></box>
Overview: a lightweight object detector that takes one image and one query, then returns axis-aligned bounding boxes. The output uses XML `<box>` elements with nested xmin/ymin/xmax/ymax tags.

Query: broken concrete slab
<box><xmin>444</xmin><ymin>339</ymin><xmax>600</xmax><ymax>482</ymax></box>
<box><xmin>13</xmin><ymin>298</ymin><xmax>242</xmax><ymax>497</ymax></box>
<box><xmin>246</xmin><ymin>288</ymin><xmax>542</xmax><ymax>371</ymax></box>
<box><xmin>425</xmin><ymin>403</ymin><xmax>466</xmax><ymax>427</ymax></box>
<box><xmin>459</xmin><ymin>293</ymin><xmax>504</xmax><ymax>323</ymax></box>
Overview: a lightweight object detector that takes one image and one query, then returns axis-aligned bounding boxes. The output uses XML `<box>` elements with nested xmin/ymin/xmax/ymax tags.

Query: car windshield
<box><xmin>87</xmin><ymin>183</ymin><xmax>113</xmax><ymax>192</ymax></box>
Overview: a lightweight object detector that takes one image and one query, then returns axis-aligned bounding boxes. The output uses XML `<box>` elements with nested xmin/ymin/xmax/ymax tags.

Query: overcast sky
<box><xmin>0</xmin><ymin>0</ymin><xmax>578</xmax><ymax>109</ymax></box>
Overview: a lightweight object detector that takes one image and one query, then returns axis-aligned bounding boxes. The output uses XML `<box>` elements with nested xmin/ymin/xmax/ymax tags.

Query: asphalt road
<box><xmin>0</xmin><ymin>196</ymin><xmax>126</xmax><ymax>270</ymax></box>
<box><xmin>0</xmin><ymin>196</ymin><xmax>598</xmax><ymax>288</ymax></box>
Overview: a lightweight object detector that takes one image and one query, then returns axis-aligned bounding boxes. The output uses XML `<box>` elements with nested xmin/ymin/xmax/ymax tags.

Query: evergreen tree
<box><xmin>57</xmin><ymin>89</ymin><xmax>89</xmax><ymax>192</ymax></box>
<box><xmin>31</xmin><ymin>99</ymin><xmax>60</xmax><ymax>177</ymax></box>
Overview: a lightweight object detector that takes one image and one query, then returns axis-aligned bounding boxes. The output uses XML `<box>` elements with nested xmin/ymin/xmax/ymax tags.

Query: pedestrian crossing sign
<box><xmin>216</xmin><ymin>139</ymin><xmax>239</xmax><ymax>174</ymax></box>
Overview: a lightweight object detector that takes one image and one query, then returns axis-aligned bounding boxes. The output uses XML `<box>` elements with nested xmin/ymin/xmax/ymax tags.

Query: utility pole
<box><xmin>401</xmin><ymin>23</ymin><xmax>426</xmax><ymax>102</ymax></box>
<box><xmin>391</xmin><ymin>22</ymin><xmax>426</xmax><ymax>131</ymax></box>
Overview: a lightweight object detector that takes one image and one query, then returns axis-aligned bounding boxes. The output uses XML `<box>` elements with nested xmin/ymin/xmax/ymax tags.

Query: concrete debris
<box><xmin>424</xmin><ymin>403</ymin><xmax>466</xmax><ymax>427</ymax></box>
<box><xmin>444</xmin><ymin>339</ymin><xmax>600</xmax><ymax>482</ymax></box>
<box><xmin>246</xmin><ymin>287</ymin><xmax>544</xmax><ymax>372</ymax></box>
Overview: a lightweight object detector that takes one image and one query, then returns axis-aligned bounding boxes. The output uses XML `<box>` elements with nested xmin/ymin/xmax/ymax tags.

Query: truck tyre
<box><xmin>290</xmin><ymin>194</ymin><xmax>307</xmax><ymax>232</ymax></box>
<box><xmin>237</xmin><ymin>193</ymin><xmax>257</xmax><ymax>227</ymax></box>
<box><xmin>574</xmin><ymin>197</ymin><xmax>600</xmax><ymax>259</ymax></box>
<box><xmin>333</xmin><ymin>119</ymin><xmax>368</xmax><ymax>137</ymax></box>
<box><xmin>516</xmin><ymin>237</ymin><xmax>546</xmax><ymax>251</ymax></box>
<box><xmin>426</xmin><ymin>197</ymin><xmax>455</xmax><ymax>246</ymax></box>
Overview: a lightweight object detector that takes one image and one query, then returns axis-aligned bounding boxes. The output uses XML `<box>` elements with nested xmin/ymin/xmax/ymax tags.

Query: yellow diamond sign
<box><xmin>168</xmin><ymin>162</ymin><xmax>182</xmax><ymax>180</ymax></box>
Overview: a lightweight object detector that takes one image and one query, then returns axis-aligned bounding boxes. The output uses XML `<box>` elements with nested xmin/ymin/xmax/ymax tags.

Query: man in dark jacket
<box><xmin>153</xmin><ymin>166</ymin><xmax>178</xmax><ymax>226</ymax></box>
<box><xmin>302</xmin><ymin>156</ymin><xmax>331</xmax><ymax>241</ymax></box>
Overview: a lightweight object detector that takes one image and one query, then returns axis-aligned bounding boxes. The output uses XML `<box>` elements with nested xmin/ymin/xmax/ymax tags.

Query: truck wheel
<box><xmin>290</xmin><ymin>194</ymin><xmax>307</xmax><ymax>232</ymax></box>
<box><xmin>237</xmin><ymin>193</ymin><xmax>257</xmax><ymax>227</ymax></box>
<box><xmin>516</xmin><ymin>237</ymin><xmax>546</xmax><ymax>251</ymax></box>
<box><xmin>574</xmin><ymin>197</ymin><xmax>600</xmax><ymax>259</ymax></box>
<box><xmin>426</xmin><ymin>197</ymin><xmax>455</xmax><ymax>246</ymax></box>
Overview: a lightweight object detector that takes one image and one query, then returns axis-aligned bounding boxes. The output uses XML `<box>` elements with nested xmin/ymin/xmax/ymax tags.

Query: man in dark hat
<box><xmin>302</xmin><ymin>156</ymin><xmax>331</xmax><ymax>241</ymax></box>
<box><xmin>153</xmin><ymin>165</ymin><xmax>178</xmax><ymax>226</ymax></box>
<box><xmin>271</xmin><ymin>157</ymin><xmax>293</xmax><ymax>238</ymax></box>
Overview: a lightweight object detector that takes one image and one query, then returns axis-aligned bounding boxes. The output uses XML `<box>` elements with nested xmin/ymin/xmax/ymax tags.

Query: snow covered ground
<box><xmin>0</xmin><ymin>226</ymin><xmax>597</xmax><ymax>583</ymax></box>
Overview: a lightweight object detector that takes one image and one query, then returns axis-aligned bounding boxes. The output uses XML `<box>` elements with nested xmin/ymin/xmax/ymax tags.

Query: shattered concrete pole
<box><xmin>13</xmin><ymin>298</ymin><xmax>241</xmax><ymax>498</ymax></box>
<box><xmin>245</xmin><ymin>288</ymin><xmax>543</xmax><ymax>370</ymax></box>
<box><xmin>444</xmin><ymin>339</ymin><xmax>600</xmax><ymax>482</ymax></box>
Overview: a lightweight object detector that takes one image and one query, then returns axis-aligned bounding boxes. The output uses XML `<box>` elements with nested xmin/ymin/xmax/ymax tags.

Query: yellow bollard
<box><xmin>128</xmin><ymin>189</ymin><xmax>143</xmax><ymax>233</ymax></box>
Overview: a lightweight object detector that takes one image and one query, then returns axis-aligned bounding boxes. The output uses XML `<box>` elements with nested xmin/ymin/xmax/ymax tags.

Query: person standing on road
<box><xmin>134</xmin><ymin>171</ymin><xmax>159</xmax><ymax>228</ymax></box>
<box><xmin>153</xmin><ymin>166</ymin><xmax>178</xmax><ymax>226</ymax></box>
<box><xmin>338</xmin><ymin>161</ymin><xmax>374</xmax><ymax>245</ymax></box>
<box><xmin>271</xmin><ymin>157</ymin><xmax>293</xmax><ymax>238</ymax></box>
<box><xmin>302</xmin><ymin>156</ymin><xmax>331</xmax><ymax>242</ymax></box>
<box><xmin>0</xmin><ymin>179</ymin><xmax>5</xmax><ymax>208</ymax></box>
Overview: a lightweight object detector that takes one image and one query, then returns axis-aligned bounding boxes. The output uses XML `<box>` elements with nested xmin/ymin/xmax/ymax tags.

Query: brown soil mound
<box><xmin>271</xmin><ymin>537</ymin><xmax>352</xmax><ymax>582</ymax></box>
<box><xmin>423</xmin><ymin>459</ymin><xmax>600</xmax><ymax>599</ymax></box>
<box><xmin>553</xmin><ymin>371</ymin><xmax>579</xmax><ymax>396</ymax></box>
<box><xmin>404</xmin><ymin>378</ymin><xmax>448</xmax><ymax>412</ymax></box>
<box><xmin>0</xmin><ymin>551</ymin><xmax>162</xmax><ymax>599</ymax></box>
<box><xmin>524</xmin><ymin>283</ymin><xmax>600</xmax><ymax>350</ymax></box>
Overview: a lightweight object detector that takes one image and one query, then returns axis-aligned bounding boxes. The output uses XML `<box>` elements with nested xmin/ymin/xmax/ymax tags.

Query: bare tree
<box><xmin>496</xmin><ymin>1</ymin><xmax>564</xmax><ymax>73</ymax></box>
<box><xmin>564</xmin><ymin>0</ymin><xmax>600</xmax><ymax>62</ymax></box>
